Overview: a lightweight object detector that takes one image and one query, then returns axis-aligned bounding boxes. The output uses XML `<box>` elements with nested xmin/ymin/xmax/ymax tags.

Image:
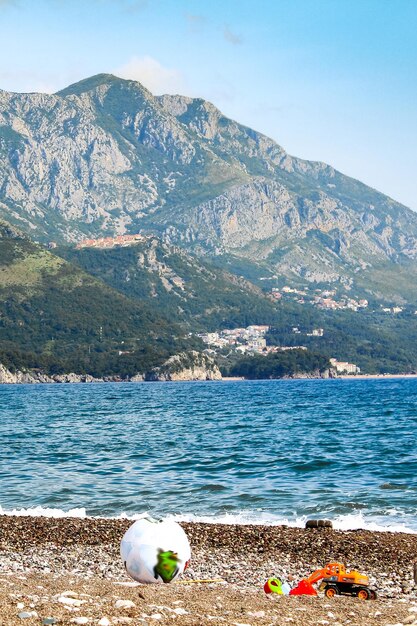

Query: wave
<box><xmin>166</xmin><ymin>511</ymin><xmax>417</xmax><ymax>534</ymax></box>
<box><xmin>0</xmin><ymin>505</ymin><xmax>416</xmax><ymax>534</ymax></box>
<box><xmin>0</xmin><ymin>505</ymin><xmax>88</xmax><ymax>518</ymax></box>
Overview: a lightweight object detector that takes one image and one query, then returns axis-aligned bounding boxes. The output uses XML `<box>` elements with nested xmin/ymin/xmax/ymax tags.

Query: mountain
<box><xmin>0</xmin><ymin>220</ymin><xmax>196</xmax><ymax>377</ymax></box>
<box><xmin>57</xmin><ymin>236</ymin><xmax>279</xmax><ymax>331</ymax></box>
<box><xmin>1</xmin><ymin>74</ymin><xmax>417</xmax><ymax>301</ymax></box>
<box><xmin>58</xmin><ymin>238</ymin><xmax>417</xmax><ymax>375</ymax></box>
<box><xmin>1</xmin><ymin>219</ymin><xmax>417</xmax><ymax>376</ymax></box>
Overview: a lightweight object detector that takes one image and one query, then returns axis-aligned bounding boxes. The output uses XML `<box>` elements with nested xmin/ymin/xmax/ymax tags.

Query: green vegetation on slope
<box><xmin>225</xmin><ymin>349</ymin><xmax>330</xmax><ymax>379</ymax></box>
<box><xmin>0</xmin><ymin>230</ymin><xmax>199</xmax><ymax>377</ymax></box>
<box><xmin>57</xmin><ymin>239</ymin><xmax>417</xmax><ymax>375</ymax></box>
<box><xmin>57</xmin><ymin>240</ymin><xmax>280</xmax><ymax>331</ymax></box>
<box><xmin>266</xmin><ymin>303</ymin><xmax>417</xmax><ymax>375</ymax></box>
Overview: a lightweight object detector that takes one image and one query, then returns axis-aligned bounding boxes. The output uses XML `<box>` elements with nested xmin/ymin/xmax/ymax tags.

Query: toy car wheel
<box><xmin>324</xmin><ymin>585</ymin><xmax>339</xmax><ymax>598</ymax></box>
<box><xmin>369</xmin><ymin>589</ymin><xmax>377</xmax><ymax>600</ymax></box>
<box><xmin>357</xmin><ymin>588</ymin><xmax>370</xmax><ymax>600</ymax></box>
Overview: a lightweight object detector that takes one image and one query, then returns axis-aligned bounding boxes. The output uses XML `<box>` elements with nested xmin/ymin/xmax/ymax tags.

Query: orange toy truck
<box><xmin>290</xmin><ymin>562</ymin><xmax>376</xmax><ymax>600</ymax></box>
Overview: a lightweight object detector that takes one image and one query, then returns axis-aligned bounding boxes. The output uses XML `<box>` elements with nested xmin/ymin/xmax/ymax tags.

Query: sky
<box><xmin>0</xmin><ymin>0</ymin><xmax>416</xmax><ymax>209</ymax></box>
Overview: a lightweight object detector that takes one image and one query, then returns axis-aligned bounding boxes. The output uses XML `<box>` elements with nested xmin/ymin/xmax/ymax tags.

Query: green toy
<box><xmin>264</xmin><ymin>577</ymin><xmax>284</xmax><ymax>594</ymax></box>
<box><xmin>153</xmin><ymin>549</ymin><xmax>180</xmax><ymax>583</ymax></box>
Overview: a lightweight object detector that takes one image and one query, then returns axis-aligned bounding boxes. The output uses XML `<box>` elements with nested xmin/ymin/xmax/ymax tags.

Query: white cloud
<box><xmin>114</xmin><ymin>56</ymin><xmax>186</xmax><ymax>95</ymax></box>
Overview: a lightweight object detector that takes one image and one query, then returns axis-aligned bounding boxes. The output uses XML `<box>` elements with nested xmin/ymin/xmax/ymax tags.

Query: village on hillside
<box><xmin>270</xmin><ymin>285</ymin><xmax>369</xmax><ymax>312</ymax></box>
<box><xmin>196</xmin><ymin>325</ymin><xmax>360</xmax><ymax>375</ymax></box>
<box><xmin>75</xmin><ymin>233</ymin><xmax>150</xmax><ymax>249</ymax></box>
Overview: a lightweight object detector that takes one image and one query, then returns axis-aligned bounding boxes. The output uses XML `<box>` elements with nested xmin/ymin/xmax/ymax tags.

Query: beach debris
<box><xmin>115</xmin><ymin>599</ymin><xmax>135</xmax><ymax>609</ymax></box>
<box><xmin>120</xmin><ymin>516</ymin><xmax>191</xmax><ymax>584</ymax></box>
<box><xmin>305</xmin><ymin>519</ymin><xmax>333</xmax><ymax>529</ymax></box>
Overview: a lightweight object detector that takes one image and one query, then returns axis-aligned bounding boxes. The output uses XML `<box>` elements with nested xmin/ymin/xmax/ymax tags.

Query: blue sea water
<box><xmin>0</xmin><ymin>379</ymin><xmax>417</xmax><ymax>531</ymax></box>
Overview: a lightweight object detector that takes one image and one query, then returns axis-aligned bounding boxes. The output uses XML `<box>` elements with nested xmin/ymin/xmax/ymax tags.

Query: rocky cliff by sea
<box><xmin>0</xmin><ymin>351</ymin><xmax>222</xmax><ymax>384</ymax></box>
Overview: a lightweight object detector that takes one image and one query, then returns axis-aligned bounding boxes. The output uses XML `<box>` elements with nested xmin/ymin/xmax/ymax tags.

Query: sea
<box><xmin>1</xmin><ymin>378</ymin><xmax>416</xmax><ymax>532</ymax></box>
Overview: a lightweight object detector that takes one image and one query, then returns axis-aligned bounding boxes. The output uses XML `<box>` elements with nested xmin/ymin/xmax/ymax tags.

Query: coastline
<box><xmin>2</xmin><ymin>368</ymin><xmax>417</xmax><ymax>384</ymax></box>
<box><xmin>1</xmin><ymin>515</ymin><xmax>417</xmax><ymax>625</ymax></box>
<box><xmin>222</xmin><ymin>374</ymin><xmax>417</xmax><ymax>382</ymax></box>
<box><xmin>339</xmin><ymin>373</ymin><xmax>417</xmax><ymax>379</ymax></box>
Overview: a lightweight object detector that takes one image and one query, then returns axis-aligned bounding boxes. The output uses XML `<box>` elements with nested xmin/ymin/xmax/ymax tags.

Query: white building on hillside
<box><xmin>330</xmin><ymin>358</ymin><xmax>360</xmax><ymax>374</ymax></box>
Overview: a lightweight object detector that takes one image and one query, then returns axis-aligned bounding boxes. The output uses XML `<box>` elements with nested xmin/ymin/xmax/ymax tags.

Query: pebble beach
<box><xmin>1</xmin><ymin>516</ymin><xmax>417</xmax><ymax>625</ymax></box>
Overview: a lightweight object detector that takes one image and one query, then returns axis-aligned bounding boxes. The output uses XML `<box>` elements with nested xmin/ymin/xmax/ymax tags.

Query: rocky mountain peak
<box><xmin>1</xmin><ymin>74</ymin><xmax>417</xmax><ymax>300</ymax></box>
<box><xmin>57</xmin><ymin>73</ymin><xmax>143</xmax><ymax>96</ymax></box>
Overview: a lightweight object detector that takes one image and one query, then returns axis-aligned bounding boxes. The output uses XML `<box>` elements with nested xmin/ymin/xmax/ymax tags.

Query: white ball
<box><xmin>120</xmin><ymin>517</ymin><xmax>191</xmax><ymax>584</ymax></box>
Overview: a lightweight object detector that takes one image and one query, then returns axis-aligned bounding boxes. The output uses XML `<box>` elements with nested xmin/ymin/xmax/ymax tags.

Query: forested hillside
<box><xmin>0</xmin><ymin>222</ymin><xmax>197</xmax><ymax>377</ymax></box>
<box><xmin>58</xmin><ymin>238</ymin><xmax>279</xmax><ymax>331</ymax></box>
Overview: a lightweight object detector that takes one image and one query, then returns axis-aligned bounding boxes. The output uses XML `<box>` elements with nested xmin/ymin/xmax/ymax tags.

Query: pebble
<box><xmin>115</xmin><ymin>599</ymin><xmax>135</xmax><ymax>609</ymax></box>
<box><xmin>2</xmin><ymin>517</ymin><xmax>417</xmax><ymax>626</ymax></box>
<box><xmin>61</xmin><ymin>590</ymin><xmax>79</xmax><ymax>597</ymax></box>
<box><xmin>58</xmin><ymin>596</ymin><xmax>85</xmax><ymax>606</ymax></box>
<box><xmin>42</xmin><ymin>619</ymin><xmax>58</xmax><ymax>625</ymax></box>
<box><xmin>18</xmin><ymin>612</ymin><xmax>33</xmax><ymax>620</ymax></box>
<box><xmin>172</xmin><ymin>607</ymin><xmax>188</xmax><ymax>615</ymax></box>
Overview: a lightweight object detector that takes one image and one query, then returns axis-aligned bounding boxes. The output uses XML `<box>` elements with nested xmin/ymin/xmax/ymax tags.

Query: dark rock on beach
<box><xmin>305</xmin><ymin>519</ymin><xmax>333</xmax><ymax>529</ymax></box>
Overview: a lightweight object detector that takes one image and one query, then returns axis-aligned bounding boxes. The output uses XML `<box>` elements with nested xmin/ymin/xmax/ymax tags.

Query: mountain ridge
<box><xmin>1</xmin><ymin>74</ymin><xmax>417</xmax><ymax>300</ymax></box>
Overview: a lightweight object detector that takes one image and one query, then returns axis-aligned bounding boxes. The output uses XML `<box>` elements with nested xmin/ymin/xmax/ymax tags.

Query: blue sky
<box><xmin>0</xmin><ymin>0</ymin><xmax>416</xmax><ymax>209</ymax></box>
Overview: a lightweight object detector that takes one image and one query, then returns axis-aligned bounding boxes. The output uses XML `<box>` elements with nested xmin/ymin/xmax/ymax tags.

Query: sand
<box><xmin>0</xmin><ymin>515</ymin><xmax>417</xmax><ymax>625</ymax></box>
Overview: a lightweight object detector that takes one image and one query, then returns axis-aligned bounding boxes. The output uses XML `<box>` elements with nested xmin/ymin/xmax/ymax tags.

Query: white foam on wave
<box><xmin>331</xmin><ymin>512</ymin><xmax>416</xmax><ymax>534</ymax></box>
<box><xmin>0</xmin><ymin>505</ymin><xmax>88</xmax><ymax>518</ymax></box>
<box><xmin>0</xmin><ymin>505</ymin><xmax>416</xmax><ymax>533</ymax></box>
<box><xmin>165</xmin><ymin>511</ymin><xmax>306</xmax><ymax>527</ymax></box>
<box><xmin>165</xmin><ymin>510</ymin><xmax>417</xmax><ymax>534</ymax></box>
